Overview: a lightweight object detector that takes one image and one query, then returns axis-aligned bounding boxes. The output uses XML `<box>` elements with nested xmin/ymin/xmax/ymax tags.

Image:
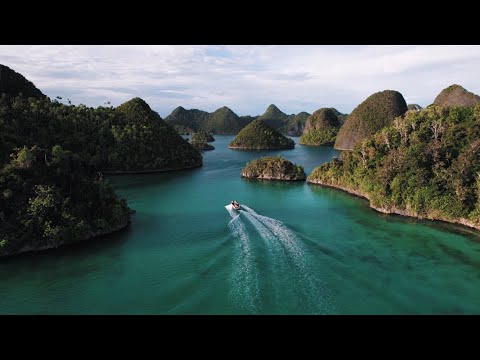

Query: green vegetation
<box><xmin>165</xmin><ymin>104</ymin><xmax>312</xmax><ymax>136</ymax></box>
<box><xmin>0</xmin><ymin>145</ymin><xmax>130</xmax><ymax>257</ymax></box>
<box><xmin>205</xmin><ymin>106</ymin><xmax>244</xmax><ymax>134</ymax></box>
<box><xmin>242</xmin><ymin>156</ymin><xmax>305</xmax><ymax>181</ymax></box>
<box><xmin>0</xmin><ymin>65</ymin><xmax>203</xmax><ymax>256</ymax></box>
<box><xmin>239</xmin><ymin>115</ymin><xmax>257</xmax><ymax>128</ymax></box>
<box><xmin>335</xmin><ymin>90</ymin><xmax>408</xmax><ymax>150</ymax></box>
<box><xmin>191</xmin><ymin>131</ymin><xmax>215</xmax><ymax>143</ymax></box>
<box><xmin>166</xmin><ymin>106</ymin><xmax>247</xmax><ymax>135</ymax></box>
<box><xmin>256</xmin><ymin>105</ymin><xmax>312</xmax><ymax>136</ymax></box>
<box><xmin>190</xmin><ymin>131</ymin><xmax>215</xmax><ymax>151</ymax></box>
<box><xmin>0</xmin><ymin>95</ymin><xmax>202</xmax><ymax>172</ymax></box>
<box><xmin>191</xmin><ymin>142</ymin><xmax>215</xmax><ymax>151</ymax></box>
<box><xmin>257</xmin><ymin>104</ymin><xmax>289</xmax><ymax>129</ymax></box>
<box><xmin>299</xmin><ymin>108</ymin><xmax>341</xmax><ymax>146</ymax></box>
<box><xmin>308</xmin><ymin>105</ymin><xmax>480</xmax><ymax>228</ymax></box>
<box><xmin>229</xmin><ymin>119</ymin><xmax>295</xmax><ymax>150</ymax></box>
<box><xmin>433</xmin><ymin>84</ymin><xmax>480</xmax><ymax>108</ymax></box>
<box><xmin>190</xmin><ymin>140</ymin><xmax>215</xmax><ymax>151</ymax></box>
<box><xmin>165</xmin><ymin>106</ymin><xmax>210</xmax><ymax>134</ymax></box>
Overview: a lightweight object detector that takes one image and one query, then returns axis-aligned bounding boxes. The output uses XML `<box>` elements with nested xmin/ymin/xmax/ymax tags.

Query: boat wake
<box><xmin>226</xmin><ymin>204</ymin><xmax>335</xmax><ymax>314</ymax></box>
<box><xmin>228</xmin><ymin>214</ymin><xmax>260</xmax><ymax>313</ymax></box>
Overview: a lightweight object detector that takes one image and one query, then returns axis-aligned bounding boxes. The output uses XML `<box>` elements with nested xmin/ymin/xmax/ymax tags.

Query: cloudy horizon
<box><xmin>1</xmin><ymin>45</ymin><xmax>480</xmax><ymax>117</ymax></box>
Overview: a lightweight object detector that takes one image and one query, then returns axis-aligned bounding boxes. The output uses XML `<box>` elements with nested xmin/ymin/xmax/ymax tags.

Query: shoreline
<box><xmin>241</xmin><ymin>174</ymin><xmax>306</xmax><ymax>181</ymax></box>
<box><xmin>0</xmin><ymin>217</ymin><xmax>132</xmax><ymax>258</ymax></box>
<box><xmin>307</xmin><ymin>179</ymin><xmax>480</xmax><ymax>232</ymax></box>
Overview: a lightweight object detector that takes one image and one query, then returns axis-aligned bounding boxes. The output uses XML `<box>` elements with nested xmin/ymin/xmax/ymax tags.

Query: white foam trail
<box><xmin>242</xmin><ymin>210</ymin><xmax>294</xmax><ymax>308</ymax></box>
<box><xmin>227</xmin><ymin>203</ymin><xmax>335</xmax><ymax>313</ymax></box>
<box><xmin>228</xmin><ymin>214</ymin><xmax>260</xmax><ymax>312</ymax></box>
<box><xmin>242</xmin><ymin>212</ymin><xmax>276</xmax><ymax>245</ymax></box>
<box><xmin>240</xmin><ymin>205</ymin><xmax>257</xmax><ymax>214</ymax></box>
<box><xmin>245</xmin><ymin>209</ymin><xmax>335</xmax><ymax>314</ymax></box>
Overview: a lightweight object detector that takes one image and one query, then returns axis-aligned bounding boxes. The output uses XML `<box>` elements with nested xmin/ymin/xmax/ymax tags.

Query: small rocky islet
<box><xmin>189</xmin><ymin>131</ymin><xmax>215</xmax><ymax>151</ymax></box>
<box><xmin>241</xmin><ymin>156</ymin><xmax>306</xmax><ymax>181</ymax></box>
<box><xmin>191</xmin><ymin>131</ymin><xmax>215</xmax><ymax>143</ymax></box>
<box><xmin>191</xmin><ymin>142</ymin><xmax>215</xmax><ymax>151</ymax></box>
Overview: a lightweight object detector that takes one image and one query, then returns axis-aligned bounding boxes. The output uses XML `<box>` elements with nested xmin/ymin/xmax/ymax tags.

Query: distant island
<box><xmin>229</xmin><ymin>119</ymin><xmax>295</xmax><ymax>150</ymax></box>
<box><xmin>308</xmin><ymin>85</ymin><xmax>480</xmax><ymax>231</ymax></box>
<box><xmin>242</xmin><ymin>156</ymin><xmax>306</xmax><ymax>181</ymax></box>
<box><xmin>165</xmin><ymin>104</ymin><xmax>311</xmax><ymax>136</ymax></box>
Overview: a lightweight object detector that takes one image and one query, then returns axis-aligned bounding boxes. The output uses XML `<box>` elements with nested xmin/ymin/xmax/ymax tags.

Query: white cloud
<box><xmin>1</xmin><ymin>45</ymin><xmax>480</xmax><ymax>117</ymax></box>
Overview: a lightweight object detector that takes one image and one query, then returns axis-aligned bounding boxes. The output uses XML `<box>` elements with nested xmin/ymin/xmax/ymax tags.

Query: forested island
<box><xmin>229</xmin><ymin>119</ymin><xmax>295</xmax><ymax>150</ymax></box>
<box><xmin>0</xmin><ymin>64</ymin><xmax>202</xmax><ymax>257</ymax></box>
<box><xmin>242</xmin><ymin>156</ymin><xmax>306</xmax><ymax>181</ymax></box>
<box><xmin>165</xmin><ymin>104</ymin><xmax>311</xmax><ymax>136</ymax></box>
<box><xmin>189</xmin><ymin>131</ymin><xmax>215</xmax><ymax>151</ymax></box>
<box><xmin>191</xmin><ymin>131</ymin><xmax>215</xmax><ymax>143</ymax></box>
<box><xmin>308</xmin><ymin>86</ymin><xmax>480</xmax><ymax>231</ymax></box>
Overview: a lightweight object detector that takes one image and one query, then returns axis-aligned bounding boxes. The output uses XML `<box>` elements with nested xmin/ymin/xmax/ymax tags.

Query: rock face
<box><xmin>433</xmin><ymin>84</ymin><xmax>480</xmax><ymax>107</ymax></box>
<box><xmin>0</xmin><ymin>64</ymin><xmax>45</xmax><ymax>99</ymax></box>
<box><xmin>241</xmin><ymin>156</ymin><xmax>306</xmax><ymax>181</ymax></box>
<box><xmin>229</xmin><ymin>119</ymin><xmax>295</xmax><ymax>150</ymax></box>
<box><xmin>299</xmin><ymin>108</ymin><xmax>341</xmax><ymax>146</ymax></box>
<box><xmin>334</xmin><ymin>90</ymin><xmax>408</xmax><ymax>150</ymax></box>
<box><xmin>205</xmin><ymin>106</ymin><xmax>245</xmax><ymax>134</ymax></box>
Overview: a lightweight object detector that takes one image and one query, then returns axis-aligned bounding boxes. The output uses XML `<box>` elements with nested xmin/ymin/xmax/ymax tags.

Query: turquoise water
<box><xmin>2</xmin><ymin>135</ymin><xmax>480</xmax><ymax>314</ymax></box>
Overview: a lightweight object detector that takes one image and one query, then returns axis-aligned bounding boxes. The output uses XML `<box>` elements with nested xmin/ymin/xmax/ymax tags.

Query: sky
<box><xmin>1</xmin><ymin>45</ymin><xmax>480</xmax><ymax>117</ymax></box>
